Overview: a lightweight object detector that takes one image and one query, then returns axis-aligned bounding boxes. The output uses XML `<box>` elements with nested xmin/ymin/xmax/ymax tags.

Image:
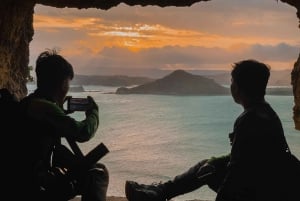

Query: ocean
<box><xmin>29</xmin><ymin>85</ymin><xmax>300</xmax><ymax>201</ymax></box>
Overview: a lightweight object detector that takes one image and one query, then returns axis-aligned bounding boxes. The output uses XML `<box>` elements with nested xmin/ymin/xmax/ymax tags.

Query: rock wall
<box><xmin>0</xmin><ymin>1</ymin><xmax>34</xmax><ymax>99</ymax></box>
<box><xmin>292</xmin><ymin>53</ymin><xmax>300</xmax><ymax>130</ymax></box>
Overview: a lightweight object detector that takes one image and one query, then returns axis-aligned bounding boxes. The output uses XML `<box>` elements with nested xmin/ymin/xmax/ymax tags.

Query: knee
<box><xmin>77</xmin><ymin>163</ymin><xmax>109</xmax><ymax>198</ymax></box>
<box><xmin>197</xmin><ymin>159</ymin><xmax>209</xmax><ymax>166</ymax></box>
<box><xmin>89</xmin><ymin>163</ymin><xmax>109</xmax><ymax>183</ymax></box>
<box><xmin>192</xmin><ymin>159</ymin><xmax>210</xmax><ymax>172</ymax></box>
<box><xmin>96</xmin><ymin>163</ymin><xmax>109</xmax><ymax>176</ymax></box>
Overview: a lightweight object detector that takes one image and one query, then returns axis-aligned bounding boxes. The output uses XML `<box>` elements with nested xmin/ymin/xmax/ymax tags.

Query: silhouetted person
<box><xmin>20</xmin><ymin>49</ymin><xmax>109</xmax><ymax>201</ymax></box>
<box><xmin>125</xmin><ymin>59</ymin><xmax>298</xmax><ymax>201</ymax></box>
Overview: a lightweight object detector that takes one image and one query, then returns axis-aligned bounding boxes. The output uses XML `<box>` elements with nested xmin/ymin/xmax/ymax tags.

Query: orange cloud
<box><xmin>34</xmin><ymin>14</ymin><xmax>101</xmax><ymax>29</ymax></box>
<box><xmin>33</xmin><ymin>13</ymin><xmax>299</xmax><ymax>62</ymax></box>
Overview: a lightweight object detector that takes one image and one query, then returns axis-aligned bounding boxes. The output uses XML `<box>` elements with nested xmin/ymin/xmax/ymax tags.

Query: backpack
<box><xmin>0</xmin><ymin>88</ymin><xmax>23</xmax><ymax>156</ymax></box>
<box><xmin>0</xmin><ymin>88</ymin><xmax>77</xmax><ymax>200</ymax></box>
<box><xmin>0</xmin><ymin>88</ymin><xmax>32</xmax><ymax>199</ymax></box>
<box><xmin>0</xmin><ymin>88</ymin><xmax>20</xmax><ymax>122</ymax></box>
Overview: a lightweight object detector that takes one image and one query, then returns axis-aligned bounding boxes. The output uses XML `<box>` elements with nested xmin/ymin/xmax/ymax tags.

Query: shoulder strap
<box><xmin>66</xmin><ymin>138</ymin><xmax>84</xmax><ymax>158</ymax></box>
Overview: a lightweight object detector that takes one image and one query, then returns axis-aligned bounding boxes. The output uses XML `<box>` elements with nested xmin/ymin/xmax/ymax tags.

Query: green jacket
<box><xmin>20</xmin><ymin>92</ymin><xmax>99</xmax><ymax>169</ymax></box>
<box><xmin>22</xmin><ymin>96</ymin><xmax>99</xmax><ymax>142</ymax></box>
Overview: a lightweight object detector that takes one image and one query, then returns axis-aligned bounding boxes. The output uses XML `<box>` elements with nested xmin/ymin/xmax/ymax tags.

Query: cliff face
<box><xmin>292</xmin><ymin>53</ymin><xmax>300</xmax><ymax>130</ymax></box>
<box><xmin>0</xmin><ymin>1</ymin><xmax>35</xmax><ymax>99</ymax></box>
<box><xmin>116</xmin><ymin>70</ymin><xmax>229</xmax><ymax>95</ymax></box>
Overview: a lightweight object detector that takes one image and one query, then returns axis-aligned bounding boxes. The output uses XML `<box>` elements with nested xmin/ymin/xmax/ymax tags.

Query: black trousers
<box><xmin>47</xmin><ymin>144</ymin><xmax>110</xmax><ymax>201</ymax></box>
<box><xmin>80</xmin><ymin>162</ymin><xmax>109</xmax><ymax>201</ymax></box>
<box><xmin>163</xmin><ymin>156</ymin><xmax>229</xmax><ymax>200</ymax></box>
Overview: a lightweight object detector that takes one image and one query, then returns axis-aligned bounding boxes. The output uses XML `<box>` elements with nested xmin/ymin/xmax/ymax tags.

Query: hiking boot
<box><xmin>125</xmin><ymin>180</ymin><xmax>166</xmax><ymax>201</ymax></box>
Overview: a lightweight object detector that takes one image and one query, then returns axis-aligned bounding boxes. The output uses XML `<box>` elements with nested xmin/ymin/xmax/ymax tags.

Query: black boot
<box><xmin>162</xmin><ymin>159</ymin><xmax>211</xmax><ymax>199</ymax></box>
<box><xmin>125</xmin><ymin>159</ymin><xmax>211</xmax><ymax>201</ymax></box>
<box><xmin>125</xmin><ymin>180</ymin><xmax>167</xmax><ymax>201</ymax></box>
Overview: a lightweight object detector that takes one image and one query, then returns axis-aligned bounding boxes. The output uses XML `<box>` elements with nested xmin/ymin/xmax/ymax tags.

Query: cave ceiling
<box><xmin>35</xmin><ymin>0</ymin><xmax>300</xmax><ymax>19</ymax></box>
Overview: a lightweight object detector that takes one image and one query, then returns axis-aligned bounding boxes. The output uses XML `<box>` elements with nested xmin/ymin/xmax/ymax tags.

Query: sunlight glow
<box><xmin>31</xmin><ymin>3</ymin><xmax>300</xmax><ymax>72</ymax></box>
<box><xmin>103</xmin><ymin>31</ymin><xmax>142</xmax><ymax>37</ymax></box>
<box><xmin>33</xmin><ymin>14</ymin><xmax>297</xmax><ymax>53</ymax></box>
<box><xmin>34</xmin><ymin>14</ymin><xmax>99</xmax><ymax>29</ymax></box>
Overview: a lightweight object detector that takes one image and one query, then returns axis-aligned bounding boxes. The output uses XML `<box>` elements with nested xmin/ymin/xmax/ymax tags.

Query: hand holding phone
<box><xmin>67</xmin><ymin>97</ymin><xmax>92</xmax><ymax>112</ymax></box>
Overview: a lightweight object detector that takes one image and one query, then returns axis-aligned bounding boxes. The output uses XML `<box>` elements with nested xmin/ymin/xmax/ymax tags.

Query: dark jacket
<box><xmin>19</xmin><ymin>91</ymin><xmax>99</xmax><ymax>198</ymax></box>
<box><xmin>216</xmin><ymin>102</ymin><xmax>292</xmax><ymax>201</ymax></box>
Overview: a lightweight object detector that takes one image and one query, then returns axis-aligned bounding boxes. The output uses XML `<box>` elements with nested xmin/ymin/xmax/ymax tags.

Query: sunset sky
<box><xmin>29</xmin><ymin>0</ymin><xmax>300</xmax><ymax>77</ymax></box>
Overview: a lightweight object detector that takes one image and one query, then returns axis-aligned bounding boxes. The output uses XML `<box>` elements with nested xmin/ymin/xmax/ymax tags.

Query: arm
<box><xmin>28</xmin><ymin>97</ymin><xmax>99</xmax><ymax>142</ymax></box>
<box><xmin>216</xmin><ymin>113</ymin><xmax>259</xmax><ymax>201</ymax></box>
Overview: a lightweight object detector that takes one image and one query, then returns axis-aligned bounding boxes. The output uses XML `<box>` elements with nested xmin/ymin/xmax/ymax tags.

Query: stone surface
<box><xmin>0</xmin><ymin>1</ymin><xmax>34</xmax><ymax>99</ymax></box>
<box><xmin>71</xmin><ymin>196</ymin><xmax>128</xmax><ymax>201</ymax></box>
<box><xmin>292</xmin><ymin>53</ymin><xmax>300</xmax><ymax>130</ymax></box>
<box><xmin>70</xmin><ymin>196</ymin><xmax>209</xmax><ymax>201</ymax></box>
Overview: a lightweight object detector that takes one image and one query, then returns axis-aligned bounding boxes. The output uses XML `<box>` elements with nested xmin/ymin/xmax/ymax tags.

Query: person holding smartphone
<box><xmin>20</xmin><ymin>49</ymin><xmax>109</xmax><ymax>201</ymax></box>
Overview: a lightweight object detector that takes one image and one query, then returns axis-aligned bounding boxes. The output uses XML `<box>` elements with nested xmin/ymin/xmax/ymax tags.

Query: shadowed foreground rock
<box><xmin>71</xmin><ymin>196</ymin><xmax>128</xmax><ymax>201</ymax></box>
<box><xmin>70</xmin><ymin>196</ymin><xmax>209</xmax><ymax>201</ymax></box>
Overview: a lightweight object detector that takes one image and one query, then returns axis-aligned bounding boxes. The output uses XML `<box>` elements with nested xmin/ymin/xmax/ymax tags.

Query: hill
<box><xmin>115</xmin><ymin>70</ymin><xmax>230</xmax><ymax>95</ymax></box>
<box><xmin>207</xmin><ymin>69</ymin><xmax>292</xmax><ymax>87</ymax></box>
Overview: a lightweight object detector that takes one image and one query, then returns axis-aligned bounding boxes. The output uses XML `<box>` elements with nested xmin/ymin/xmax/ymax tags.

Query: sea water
<box><xmin>28</xmin><ymin>85</ymin><xmax>300</xmax><ymax>201</ymax></box>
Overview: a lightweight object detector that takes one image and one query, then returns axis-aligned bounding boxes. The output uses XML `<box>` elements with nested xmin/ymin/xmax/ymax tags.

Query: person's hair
<box><xmin>35</xmin><ymin>49</ymin><xmax>74</xmax><ymax>92</ymax></box>
<box><xmin>231</xmin><ymin>59</ymin><xmax>270</xmax><ymax>99</ymax></box>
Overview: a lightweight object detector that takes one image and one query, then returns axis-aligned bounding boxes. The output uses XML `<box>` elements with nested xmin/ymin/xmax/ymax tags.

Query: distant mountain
<box><xmin>116</xmin><ymin>70</ymin><xmax>230</xmax><ymax>95</ymax></box>
<box><xmin>207</xmin><ymin>69</ymin><xmax>292</xmax><ymax>87</ymax></box>
<box><xmin>268</xmin><ymin>70</ymin><xmax>292</xmax><ymax>86</ymax></box>
<box><xmin>71</xmin><ymin>74</ymin><xmax>154</xmax><ymax>87</ymax></box>
<box><xmin>69</xmin><ymin>85</ymin><xmax>85</xmax><ymax>92</ymax></box>
<box><xmin>266</xmin><ymin>87</ymin><xmax>293</xmax><ymax>96</ymax></box>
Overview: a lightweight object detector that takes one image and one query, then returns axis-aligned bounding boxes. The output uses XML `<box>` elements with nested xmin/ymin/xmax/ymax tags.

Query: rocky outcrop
<box><xmin>292</xmin><ymin>53</ymin><xmax>300</xmax><ymax>130</ymax></box>
<box><xmin>36</xmin><ymin>0</ymin><xmax>206</xmax><ymax>9</ymax></box>
<box><xmin>281</xmin><ymin>0</ymin><xmax>300</xmax><ymax>19</ymax></box>
<box><xmin>0</xmin><ymin>1</ymin><xmax>35</xmax><ymax>99</ymax></box>
<box><xmin>116</xmin><ymin>70</ymin><xmax>229</xmax><ymax>95</ymax></box>
<box><xmin>35</xmin><ymin>0</ymin><xmax>300</xmax><ymax>18</ymax></box>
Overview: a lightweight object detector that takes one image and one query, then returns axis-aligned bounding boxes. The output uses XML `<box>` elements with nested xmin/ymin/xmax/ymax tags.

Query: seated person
<box><xmin>125</xmin><ymin>59</ymin><xmax>296</xmax><ymax>201</ymax></box>
<box><xmin>20</xmin><ymin>49</ymin><xmax>109</xmax><ymax>201</ymax></box>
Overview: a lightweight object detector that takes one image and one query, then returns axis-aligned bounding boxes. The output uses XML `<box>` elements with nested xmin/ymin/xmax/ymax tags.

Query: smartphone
<box><xmin>67</xmin><ymin>97</ymin><xmax>91</xmax><ymax>112</ymax></box>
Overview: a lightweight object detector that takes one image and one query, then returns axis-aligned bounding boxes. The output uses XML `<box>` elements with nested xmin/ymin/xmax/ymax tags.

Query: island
<box><xmin>115</xmin><ymin>70</ymin><xmax>230</xmax><ymax>95</ymax></box>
